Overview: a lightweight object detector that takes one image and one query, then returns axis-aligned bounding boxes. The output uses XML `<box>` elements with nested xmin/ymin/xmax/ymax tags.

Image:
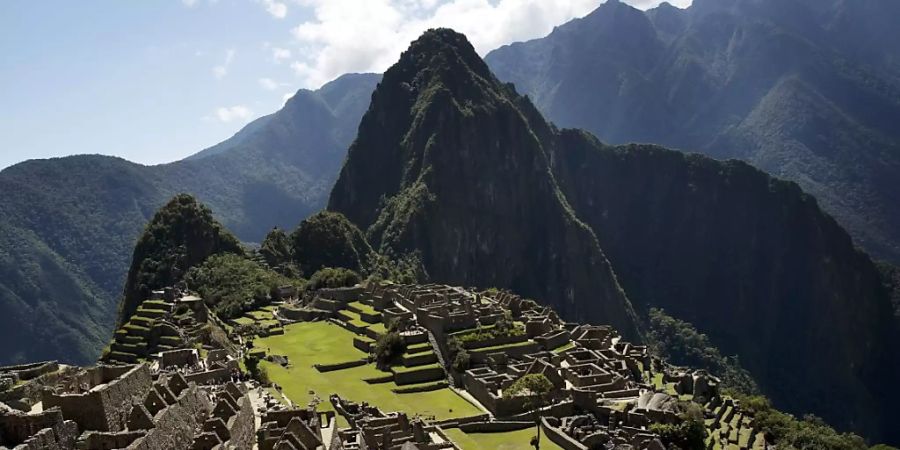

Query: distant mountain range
<box><xmin>0</xmin><ymin>73</ymin><xmax>380</xmax><ymax>365</ymax></box>
<box><xmin>3</xmin><ymin>0</ymin><xmax>900</xmax><ymax>443</ymax></box>
<box><xmin>486</xmin><ymin>0</ymin><xmax>900</xmax><ymax>265</ymax></box>
<box><xmin>329</xmin><ymin>28</ymin><xmax>898</xmax><ymax>443</ymax></box>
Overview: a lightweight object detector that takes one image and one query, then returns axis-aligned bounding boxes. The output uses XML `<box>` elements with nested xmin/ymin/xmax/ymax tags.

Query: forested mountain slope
<box><xmin>485</xmin><ymin>0</ymin><xmax>900</xmax><ymax>265</ymax></box>
<box><xmin>330</xmin><ymin>28</ymin><xmax>899</xmax><ymax>443</ymax></box>
<box><xmin>0</xmin><ymin>73</ymin><xmax>380</xmax><ymax>365</ymax></box>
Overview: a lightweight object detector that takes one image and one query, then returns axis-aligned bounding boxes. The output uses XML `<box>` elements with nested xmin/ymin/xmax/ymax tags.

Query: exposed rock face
<box><xmin>331</xmin><ymin>28</ymin><xmax>899</xmax><ymax>442</ymax></box>
<box><xmin>329</xmin><ymin>29</ymin><xmax>640</xmax><ymax>338</ymax></box>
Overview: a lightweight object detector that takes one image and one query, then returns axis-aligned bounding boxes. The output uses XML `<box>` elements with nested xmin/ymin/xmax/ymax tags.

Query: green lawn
<box><xmin>255</xmin><ymin>321</ymin><xmax>480</xmax><ymax>420</ymax></box>
<box><xmin>233</xmin><ymin>308</ymin><xmax>280</xmax><ymax>328</ymax></box>
<box><xmin>444</xmin><ymin>428</ymin><xmax>564</xmax><ymax>450</ymax></box>
<box><xmin>348</xmin><ymin>301</ymin><xmax>377</xmax><ymax>315</ymax></box>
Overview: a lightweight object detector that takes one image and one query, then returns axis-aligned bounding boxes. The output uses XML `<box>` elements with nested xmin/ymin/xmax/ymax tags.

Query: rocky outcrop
<box><xmin>329</xmin><ymin>29</ymin><xmax>640</xmax><ymax>338</ymax></box>
<box><xmin>330</xmin><ymin>28</ymin><xmax>899</xmax><ymax>442</ymax></box>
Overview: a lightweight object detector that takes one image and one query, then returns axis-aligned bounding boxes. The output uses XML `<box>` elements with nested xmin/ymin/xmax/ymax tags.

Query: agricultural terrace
<box><xmin>444</xmin><ymin>428</ymin><xmax>565</xmax><ymax>450</ymax></box>
<box><xmin>254</xmin><ymin>321</ymin><xmax>482</xmax><ymax>420</ymax></box>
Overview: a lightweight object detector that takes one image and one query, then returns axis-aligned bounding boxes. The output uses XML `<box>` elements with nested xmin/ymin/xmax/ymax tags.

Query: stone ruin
<box><xmin>3</xmin><ymin>280</ymin><xmax>770</xmax><ymax>450</ymax></box>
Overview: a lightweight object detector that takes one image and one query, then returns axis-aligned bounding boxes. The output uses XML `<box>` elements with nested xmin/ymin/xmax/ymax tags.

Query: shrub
<box><xmin>306</xmin><ymin>267</ymin><xmax>361</xmax><ymax>291</ymax></box>
<box><xmin>374</xmin><ymin>331</ymin><xmax>407</xmax><ymax>369</ymax></box>
<box><xmin>452</xmin><ymin>349</ymin><xmax>470</xmax><ymax>372</ymax></box>
<box><xmin>185</xmin><ymin>253</ymin><xmax>299</xmax><ymax>319</ymax></box>
<box><xmin>651</xmin><ymin>418</ymin><xmax>706</xmax><ymax>450</ymax></box>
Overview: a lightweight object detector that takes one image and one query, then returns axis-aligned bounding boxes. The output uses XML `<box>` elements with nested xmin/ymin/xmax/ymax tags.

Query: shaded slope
<box><xmin>548</xmin><ymin>134</ymin><xmax>900</xmax><ymax>442</ymax></box>
<box><xmin>485</xmin><ymin>0</ymin><xmax>900</xmax><ymax>264</ymax></box>
<box><xmin>329</xmin><ymin>29</ymin><xmax>639</xmax><ymax>337</ymax></box>
<box><xmin>331</xmin><ymin>28</ymin><xmax>898</xmax><ymax>443</ymax></box>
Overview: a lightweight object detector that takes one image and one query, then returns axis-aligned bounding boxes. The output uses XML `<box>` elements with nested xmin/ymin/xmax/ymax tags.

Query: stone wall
<box><xmin>459</xmin><ymin>421</ymin><xmax>532</xmax><ymax>433</ymax></box>
<box><xmin>0</xmin><ymin>407</ymin><xmax>77</xmax><ymax>450</ymax></box>
<box><xmin>225</xmin><ymin>395</ymin><xmax>255</xmax><ymax>449</ymax></box>
<box><xmin>393</xmin><ymin>366</ymin><xmax>445</xmax><ymax>386</ymax></box>
<box><xmin>128</xmin><ymin>385</ymin><xmax>212</xmax><ymax>450</ymax></box>
<box><xmin>184</xmin><ymin>368</ymin><xmax>229</xmax><ymax>386</ymax></box>
<box><xmin>77</xmin><ymin>431</ymin><xmax>146</xmax><ymax>449</ymax></box>
<box><xmin>0</xmin><ymin>361</ymin><xmax>59</xmax><ymax>382</ymax></box>
<box><xmin>43</xmin><ymin>364</ymin><xmax>152</xmax><ymax>433</ymax></box>
<box><xmin>541</xmin><ymin>417</ymin><xmax>588</xmax><ymax>450</ymax></box>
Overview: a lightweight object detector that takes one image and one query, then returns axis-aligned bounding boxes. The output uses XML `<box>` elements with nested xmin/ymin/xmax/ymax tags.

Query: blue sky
<box><xmin>0</xmin><ymin>0</ymin><xmax>690</xmax><ymax>170</ymax></box>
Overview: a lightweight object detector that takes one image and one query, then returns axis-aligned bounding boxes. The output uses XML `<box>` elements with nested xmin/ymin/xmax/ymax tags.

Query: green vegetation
<box><xmin>374</xmin><ymin>331</ymin><xmax>406</xmax><ymax>369</ymax></box>
<box><xmin>651</xmin><ymin>415</ymin><xmax>706</xmax><ymax>450</ymax></box>
<box><xmin>504</xmin><ymin>374</ymin><xmax>554</xmax><ymax>449</ymax></box>
<box><xmin>254</xmin><ymin>321</ymin><xmax>480</xmax><ymax>419</ymax></box>
<box><xmin>647</xmin><ymin>308</ymin><xmax>758</xmax><ymax>394</ymax></box>
<box><xmin>259</xmin><ymin>227</ymin><xmax>299</xmax><ymax>277</ymax></box>
<box><xmin>444</xmin><ymin>428</ymin><xmax>564</xmax><ymax>450</ymax></box>
<box><xmin>119</xmin><ymin>194</ymin><xmax>243</xmax><ymax>325</ymax></box>
<box><xmin>291</xmin><ymin>211</ymin><xmax>373</xmax><ymax>277</ymax></box>
<box><xmin>185</xmin><ymin>253</ymin><xmax>300</xmax><ymax>319</ymax></box>
<box><xmin>733</xmin><ymin>393</ymin><xmax>868</xmax><ymax>450</ymax></box>
<box><xmin>452</xmin><ymin>314</ymin><xmax>525</xmax><ymax>347</ymax></box>
<box><xmin>306</xmin><ymin>267</ymin><xmax>361</xmax><ymax>291</ymax></box>
<box><xmin>0</xmin><ymin>73</ymin><xmax>381</xmax><ymax>365</ymax></box>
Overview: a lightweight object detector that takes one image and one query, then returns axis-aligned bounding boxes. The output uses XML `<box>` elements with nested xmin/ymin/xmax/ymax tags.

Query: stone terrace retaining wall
<box><xmin>314</xmin><ymin>359</ymin><xmax>368</xmax><ymax>373</ymax></box>
<box><xmin>542</xmin><ymin>417</ymin><xmax>588</xmax><ymax>450</ymax></box>
<box><xmin>0</xmin><ymin>407</ymin><xmax>77</xmax><ymax>449</ymax></box>
<box><xmin>43</xmin><ymin>364</ymin><xmax>152</xmax><ymax>432</ymax></box>
<box><xmin>459</xmin><ymin>421</ymin><xmax>533</xmax><ymax>433</ymax></box>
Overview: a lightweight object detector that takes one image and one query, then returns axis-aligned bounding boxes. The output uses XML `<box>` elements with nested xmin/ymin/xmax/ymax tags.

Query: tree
<box><xmin>504</xmin><ymin>374</ymin><xmax>554</xmax><ymax>449</ymax></box>
<box><xmin>651</xmin><ymin>418</ymin><xmax>706</xmax><ymax>450</ymax></box>
<box><xmin>452</xmin><ymin>349</ymin><xmax>470</xmax><ymax>372</ymax></box>
<box><xmin>306</xmin><ymin>267</ymin><xmax>361</xmax><ymax>291</ymax></box>
<box><xmin>374</xmin><ymin>331</ymin><xmax>407</xmax><ymax>370</ymax></box>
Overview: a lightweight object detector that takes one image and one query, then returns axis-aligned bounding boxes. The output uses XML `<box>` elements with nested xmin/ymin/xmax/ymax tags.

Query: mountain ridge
<box><xmin>485</xmin><ymin>0</ymin><xmax>900</xmax><ymax>265</ymax></box>
<box><xmin>0</xmin><ymin>72</ymin><xmax>380</xmax><ymax>365</ymax></box>
<box><xmin>329</xmin><ymin>29</ymin><xmax>641</xmax><ymax>338</ymax></box>
<box><xmin>330</xmin><ymin>28</ymin><xmax>899</xmax><ymax>443</ymax></box>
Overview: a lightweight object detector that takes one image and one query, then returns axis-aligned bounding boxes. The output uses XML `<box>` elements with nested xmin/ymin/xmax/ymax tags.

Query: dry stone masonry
<box><xmin>2</xmin><ymin>281</ymin><xmax>768</xmax><ymax>450</ymax></box>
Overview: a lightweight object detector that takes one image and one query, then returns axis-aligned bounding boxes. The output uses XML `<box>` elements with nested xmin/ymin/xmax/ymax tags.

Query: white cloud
<box><xmin>286</xmin><ymin>0</ymin><xmax>689</xmax><ymax>89</ymax></box>
<box><xmin>215</xmin><ymin>105</ymin><xmax>253</xmax><ymax>122</ymax></box>
<box><xmin>287</xmin><ymin>0</ymin><xmax>591</xmax><ymax>88</ymax></box>
<box><xmin>271</xmin><ymin>47</ymin><xmax>292</xmax><ymax>63</ymax></box>
<box><xmin>627</xmin><ymin>0</ymin><xmax>690</xmax><ymax>8</ymax></box>
<box><xmin>260</xmin><ymin>0</ymin><xmax>288</xmax><ymax>18</ymax></box>
<box><xmin>182</xmin><ymin>0</ymin><xmax>199</xmax><ymax>7</ymax></box>
<box><xmin>212</xmin><ymin>48</ymin><xmax>236</xmax><ymax>79</ymax></box>
<box><xmin>259</xmin><ymin>77</ymin><xmax>290</xmax><ymax>90</ymax></box>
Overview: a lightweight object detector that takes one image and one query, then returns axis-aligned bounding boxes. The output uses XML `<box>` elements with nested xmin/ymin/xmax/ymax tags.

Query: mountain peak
<box><xmin>389</xmin><ymin>28</ymin><xmax>496</xmax><ymax>91</ymax></box>
<box><xmin>329</xmin><ymin>30</ymin><xmax>641</xmax><ymax>339</ymax></box>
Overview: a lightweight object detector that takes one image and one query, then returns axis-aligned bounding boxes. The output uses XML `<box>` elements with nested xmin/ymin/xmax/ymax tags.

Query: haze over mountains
<box><xmin>0</xmin><ymin>72</ymin><xmax>379</xmax><ymax>365</ymax></box>
<box><xmin>486</xmin><ymin>0</ymin><xmax>900</xmax><ymax>264</ymax></box>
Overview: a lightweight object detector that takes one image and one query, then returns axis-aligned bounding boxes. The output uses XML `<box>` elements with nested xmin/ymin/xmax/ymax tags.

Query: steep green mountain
<box><xmin>485</xmin><ymin>0</ymin><xmax>900</xmax><ymax>265</ymax></box>
<box><xmin>329</xmin><ymin>29</ymin><xmax>640</xmax><ymax>339</ymax></box>
<box><xmin>0</xmin><ymin>73</ymin><xmax>380</xmax><ymax>365</ymax></box>
<box><xmin>329</xmin><ymin>29</ymin><xmax>899</xmax><ymax>443</ymax></box>
<box><xmin>290</xmin><ymin>211</ymin><xmax>374</xmax><ymax>277</ymax></box>
<box><xmin>118</xmin><ymin>194</ymin><xmax>243</xmax><ymax>325</ymax></box>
